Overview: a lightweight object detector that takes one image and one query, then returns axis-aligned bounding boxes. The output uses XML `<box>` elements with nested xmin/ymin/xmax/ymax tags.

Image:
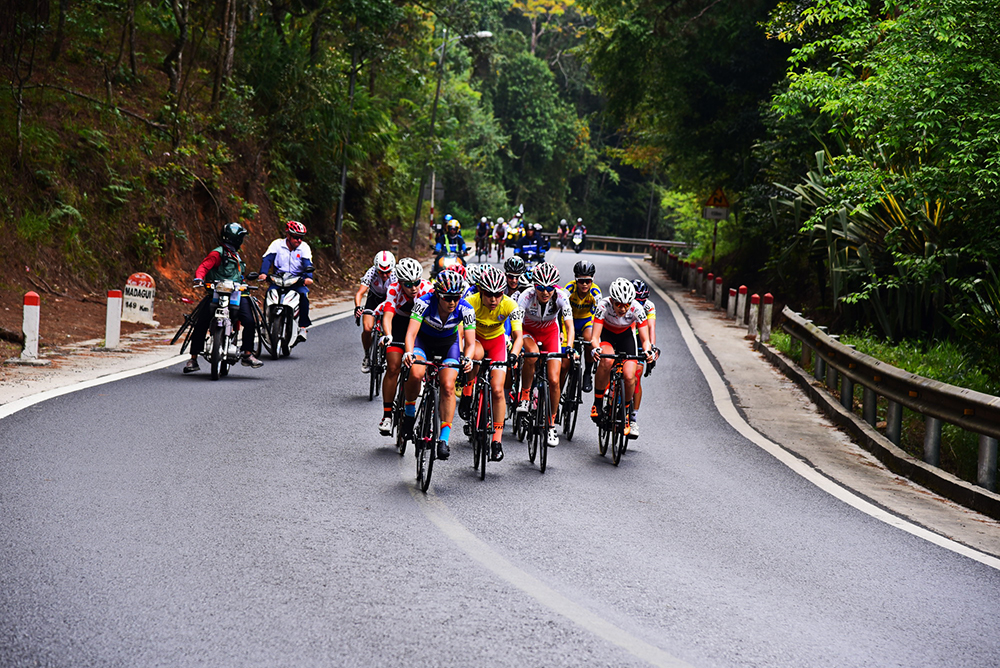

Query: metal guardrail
<box><xmin>781</xmin><ymin>306</ymin><xmax>1000</xmax><ymax>490</ymax></box>
<box><xmin>584</xmin><ymin>236</ymin><xmax>690</xmax><ymax>254</ymax></box>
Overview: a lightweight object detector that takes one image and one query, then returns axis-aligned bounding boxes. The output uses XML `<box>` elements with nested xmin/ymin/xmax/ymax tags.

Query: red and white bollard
<box><xmin>706</xmin><ymin>272</ymin><xmax>714</xmax><ymax>301</ymax></box>
<box><xmin>21</xmin><ymin>291</ymin><xmax>41</xmax><ymax>360</ymax></box>
<box><xmin>761</xmin><ymin>293</ymin><xmax>774</xmax><ymax>343</ymax></box>
<box><xmin>106</xmin><ymin>290</ymin><xmax>123</xmax><ymax>349</ymax></box>
<box><xmin>747</xmin><ymin>293</ymin><xmax>760</xmax><ymax>340</ymax></box>
<box><xmin>727</xmin><ymin>288</ymin><xmax>737</xmax><ymax>318</ymax></box>
<box><xmin>735</xmin><ymin>285</ymin><xmax>748</xmax><ymax>326</ymax></box>
<box><xmin>714</xmin><ymin>276</ymin><xmax>723</xmax><ymax>309</ymax></box>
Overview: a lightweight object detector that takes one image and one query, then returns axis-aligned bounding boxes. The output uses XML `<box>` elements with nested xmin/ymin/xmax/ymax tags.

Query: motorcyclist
<box><xmin>258</xmin><ymin>220</ymin><xmax>314</xmax><ymax>342</ymax></box>
<box><xmin>571</xmin><ymin>217</ymin><xmax>587</xmax><ymax>250</ymax></box>
<box><xmin>515</xmin><ymin>223</ymin><xmax>549</xmax><ymax>265</ymax></box>
<box><xmin>435</xmin><ymin>217</ymin><xmax>467</xmax><ymax>258</ymax></box>
<box><xmin>184</xmin><ymin>222</ymin><xmax>264</xmax><ymax>373</ymax></box>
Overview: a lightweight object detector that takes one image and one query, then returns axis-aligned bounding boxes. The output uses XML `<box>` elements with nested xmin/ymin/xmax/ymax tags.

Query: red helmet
<box><xmin>286</xmin><ymin>220</ymin><xmax>307</xmax><ymax>237</ymax></box>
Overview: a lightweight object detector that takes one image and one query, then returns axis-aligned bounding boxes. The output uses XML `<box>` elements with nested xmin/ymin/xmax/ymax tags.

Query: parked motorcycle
<box><xmin>263</xmin><ymin>271</ymin><xmax>311</xmax><ymax>359</ymax></box>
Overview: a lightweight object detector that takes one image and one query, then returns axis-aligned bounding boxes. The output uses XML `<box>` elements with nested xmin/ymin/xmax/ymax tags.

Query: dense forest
<box><xmin>2</xmin><ymin>0</ymin><xmax>999</xmax><ymax>361</ymax></box>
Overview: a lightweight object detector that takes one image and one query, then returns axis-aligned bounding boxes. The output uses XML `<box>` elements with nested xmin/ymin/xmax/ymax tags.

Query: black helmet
<box><xmin>633</xmin><ymin>279</ymin><xmax>649</xmax><ymax>302</ymax></box>
<box><xmin>573</xmin><ymin>261</ymin><xmax>596</xmax><ymax>278</ymax></box>
<box><xmin>504</xmin><ymin>255</ymin><xmax>526</xmax><ymax>276</ymax></box>
<box><xmin>221</xmin><ymin>222</ymin><xmax>248</xmax><ymax>248</ymax></box>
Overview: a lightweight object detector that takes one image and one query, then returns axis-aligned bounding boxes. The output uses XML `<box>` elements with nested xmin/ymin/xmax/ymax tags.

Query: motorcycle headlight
<box><xmin>215</xmin><ymin>280</ymin><xmax>236</xmax><ymax>294</ymax></box>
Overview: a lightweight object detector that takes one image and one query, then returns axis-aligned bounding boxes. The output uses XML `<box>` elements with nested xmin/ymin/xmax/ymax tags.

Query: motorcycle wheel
<box><xmin>280</xmin><ymin>315</ymin><xmax>291</xmax><ymax>357</ymax></box>
<box><xmin>268</xmin><ymin>313</ymin><xmax>281</xmax><ymax>360</ymax></box>
<box><xmin>210</xmin><ymin>328</ymin><xmax>223</xmax><ymax>380</ymax></box>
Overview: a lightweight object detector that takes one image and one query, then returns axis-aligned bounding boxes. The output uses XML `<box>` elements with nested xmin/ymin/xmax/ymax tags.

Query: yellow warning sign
<box><xmin>704</xmin><ymin>188</ymin><xmax>730</xmax><ymax>208</ymax></box>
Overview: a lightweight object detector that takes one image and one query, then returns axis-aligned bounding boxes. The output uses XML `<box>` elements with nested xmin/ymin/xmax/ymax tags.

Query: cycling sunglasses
<box><xmin>439</xmin><ymin>294</ymin><xmax>460</xmax><ymax>303</ymax></box>
<box><xmin>289</xmin><ymin>234</ymin><xmax>305</xmax><ymax>240</ymax></box>
<box><xmin>535</xmin><ymin>285</ymin><xmax>555</xmax><ymax>292</ymax></box>
<box><xmin>575</xmin><ymin>278</ymin><xmax>593</xmax><ymax>284</ymax></box>
<box><xmin>401</xmin><ymin>281</ymin><xmax>421</xmax><ymax>288</ymax></box>
<box><xmin>482</xmin><ymin>290</ymin><xmax>504</xmax><ymax>299</ymax></box>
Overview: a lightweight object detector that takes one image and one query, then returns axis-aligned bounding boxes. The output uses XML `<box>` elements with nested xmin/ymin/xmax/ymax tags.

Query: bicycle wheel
<box><xmin>476</xmin><ymin>381</ymin><xmax>491</xmax><ymax>480</ymax></box>
<box><xmin>416</xmin><ymin>387</ymin><xmax>436</xmax><ymax>492</ymax></box>
<box><xmin>367</xmin><ymin>340</ymin><xmax>381</xmax><ymax>401</ymax></box>
<box><xmin>562</xmin><ymin>370</ymin><xmax>578</xmax><ymax>440</ymax></box>
<box><xmin>598</xmin><ymin>392</ymin><xmax>611</xmax><ymax>456</ymax></box>
<box><xmin>393</xmin><ymin>371</ymin><xmax>407</xmax><ymax>456</ymax></box>
<box><xmin>527</xmin><ymin>385</ymin><xmax>540</xmax><ymax>464</ymax></box>
<box><xmin>538</xmin><ymin>386</ymin><xmax>549</xmax><ymax>473</ymax></box>
<box><xmin>611</xmin><ymin>379</ymin><xmax>627</xmax><ymax>466</ymax></box>
<box><xmin>210</xmin><ymin>328</ymin><xmax>223</xmax><ymax>380</ymax></box>
<box><xmin>472</xmin><ymin>381</ymin><xmax>484</xmax><ymax>470</ymax></box>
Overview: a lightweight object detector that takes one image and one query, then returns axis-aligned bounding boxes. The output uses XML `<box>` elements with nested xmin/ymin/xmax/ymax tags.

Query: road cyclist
<box><xmin>492</xmin><ymin>217</ymin><xmax>508</xmax><ymax>261</ymax></box>
<box><xmin>375</xmin><ymin>258</ymin><xmax>433</xmax><ymax>436</ymax></box>
<box><xmin>354</xmin><ymin>251</ymin><xmax>396</xmax><ymax>374</ymax></box>
<box><xmin>503</xmin><ymin>255</ymin><xmax>527</xmax><ymax>300</ymax></box>
<box><xmin>629</xmin><ymin>279</ymin><xmax>660</xmax><ymax>437</ymax></box>
<box><xmin>458</xmin><ymin>265</ymin><xmax>524</xmax><ymax>464</ymax></box>
<box><xmin>401</xmin><ymin>270</ymin><xmax>476</xmax><ymax>463</ymax></box>
<box><xmin>564</xmin><ymin>260</ymin><xmax>601</xmax><ymax>393</ymax></box>
<box><xmin>589</xmin><ymin>278</ymin><xmax>655</xmax><ymax>440</ymax></box>
<box><xmin>516</xmin><ymin>262</ymin><xmax>576</xmax><ymax>447</ymax></box>
<box><xmin>557</xmin><ymin>218</ymin><xmax>571</xmax><ymax>251</ymax></box>
<box><xmin>475</xmin><ymin>217</ymin><xmax>492</xmax><ymax>262</ymax></box>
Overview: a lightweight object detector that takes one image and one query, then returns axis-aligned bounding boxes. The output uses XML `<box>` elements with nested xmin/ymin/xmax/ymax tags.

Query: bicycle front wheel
<box><xmin>416</xmin><ymin>387</ymin><xmax>436</xmax><ymax>491</ymax></box>
<box><xmin>598</xmin><ymin>393</ymin><xmax>611</xmax><ymax>456</ymax></box>
<box><xmin>476</xmin><ymin>383</ymin><xmax>491</xmax><ymax>480</ymax></box>
<box><xmin>538</xmin><ymin>387</ymin><xmax>549</xmax><ymax>473</ymax></box>
<box><xmin>611</xmin><ymin>380</ymin><xmax>627</xmax><ymax>466</ymax></box>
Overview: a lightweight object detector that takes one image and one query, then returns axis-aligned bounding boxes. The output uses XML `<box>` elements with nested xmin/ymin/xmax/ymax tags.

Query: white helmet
<box><xmin>497</xmin><ymin>217</ymin><xmax>505</xmax><ymax>224</ymax></box>
<box><xmin>479</xmin><ymin>265</ymin><xmax>507</xmax><ymax>293</ymax></box>
<box><xmin>609</xmin><ymin>277</ymin><xmax>636</xmax><ymax>304</ymax></box>
<box><xmin>394</xmin><ymin>257</ymin><xmax>422</xmax><ymax>283</ymax></box>
<box><xmin>374</xmin><ymin>250</ymin><xmax>396</xmax><ymax>272</ymax></box>
<box><xmin>481</xmin><ymin>216</ymin><xmax>488</xmax><ymax>223</ymax></box>
<box><xmin>531</xmin><ymin>262</ymin><xmax>560</xmax><ymax>288</ymax></box>
<box><xmin>466</xmin><ymin>263</ymin><xmax>485</xmax><ymax>287</ymax></box>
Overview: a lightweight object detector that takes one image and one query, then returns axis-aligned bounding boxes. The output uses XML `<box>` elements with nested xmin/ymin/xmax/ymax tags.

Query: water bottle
<box><xmin>530</xmin><ymin>385</ymin><xmax>539</xmax><ymax>411</ymax></box>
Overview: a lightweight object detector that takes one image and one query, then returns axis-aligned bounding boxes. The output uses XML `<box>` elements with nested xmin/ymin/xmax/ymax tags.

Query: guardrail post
<box><xmin>923</xmin><ymin>416</ymin><xmax>941</xmax><ymax>467</ymax></box>
<box><xmin>747</xmin><ymin>294</ymin><xmax>760</xmax><ymax>339</ymax></box>
<box><xmin>825</xmin><ymin>356</ymin><xmax>837</xmax><ymax>390</ymax></box>
<box><xmin>840</xmin><ymin>347</ymin><xmax>854</xmax><ymax>410</ymax></box>
<box><xmin>761</xmin><ymin>293</ymin><xmax>773</xmax><ymax>342</ymax></box>
<box><xmin>714</xmin><ymin>277</ymin><xmax>723</xmax><ymax>309</ymax></box>
<box><xmin>863</xmin><ymin>387</ymin><xmax>877</xmax><ymax>427</ymax></box>
<box><xmin>801</xmin><ymin>343</ymin><xmax>811</xmax><ymax>370</ymax></box>
<box><xmin>21</xmin><ymin>291</ymin><xmax>41</xmax><ymax>360</ymax></box>
<box><xmin>735</xmin><ymin>286</ymin><xmax>748</xmax><ymax>325</ymax></box>
<box><xmin>706</xmin><ymin>273</ymin><xmax>714</xmax><ymax>301</ymax></box>
<box><xmin>105</xmin><ymin>289</ymin><xmax>122</xmax><ymax>349</ymax></box>
<box><xmin>978</xmin><ymin>435</ymin><xmax>998</xmax><ymax>491</ymax></box>
<box><xmin>886</xmin><ymin>400</ymin><xmax>903</xmax><ymax>445</ymax></box>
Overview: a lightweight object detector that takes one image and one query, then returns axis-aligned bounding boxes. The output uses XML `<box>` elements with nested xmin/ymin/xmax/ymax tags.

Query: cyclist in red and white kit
<box><xmin>589</xmin><ymin>278</ymin><xmax>654</xmax><ymax>437</ymax></box>
<box><xmin>516</xmin><ymin>262</ymin><xmax>575</xmax><ymax>447</ymax></box>
<box><xmin>376</xmin><ymin>258</ymin><xmax>433</xmax><ymax>435</ymax></box>
<box><xmin>354</xmin><ymin>251</ymin><xmax>396</xmax><ymax>373</ymax></box>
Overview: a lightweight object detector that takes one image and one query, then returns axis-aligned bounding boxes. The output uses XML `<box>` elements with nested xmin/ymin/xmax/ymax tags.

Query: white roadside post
<box><xmin>105</xmin><ymin>290</ymin><xmax>122</xmax><ymax>349</ymax></box>
<box><xmin>747</xmin><ymin>293</ymin><xmax>760</xmax><ymax>340</ymax></box>
<box><xmin>21</xmin><ymin>291</ymin><xmax>41</xmax><ymax>361</ymax></box>
<box><xmin>735</xmin><ymin>285</ymin><xmax>748</xmax><ymax>326</ymax></box>
<box><xmin>727</xmin><ymin>288</ymin><xmax>737</xmax><ymax>319</ymax></box>
<box><xmin>714</xmin><ymin>277</ymin><xmax>723</xmax><ymax>309</ymax></box>
<box><xmin>761</xmin><ymin>293</ymin><xmax>774</xmax><ymax>343</ymax></box>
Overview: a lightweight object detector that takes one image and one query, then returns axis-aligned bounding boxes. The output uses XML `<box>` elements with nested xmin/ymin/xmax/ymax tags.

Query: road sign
<box><xmin>704</xmin><ymin>188</ymin><xmax>729</xmax><ymax>208</ymax></box>
<box><xmin>122</xmin><ymin>272</ymin><xmax>158</xmax><ymax>325</ymax></box>
<box><xmin>703</xmin><ymin>207</ymin><xmax>729</xmax><ymax>220</ymax></box>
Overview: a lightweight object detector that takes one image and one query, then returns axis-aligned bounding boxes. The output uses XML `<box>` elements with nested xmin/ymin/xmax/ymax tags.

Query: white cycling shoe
<box><xmin>547</xmin><ymin>426</ymin><xmax>559</xmax><ymax>447</ymax></box>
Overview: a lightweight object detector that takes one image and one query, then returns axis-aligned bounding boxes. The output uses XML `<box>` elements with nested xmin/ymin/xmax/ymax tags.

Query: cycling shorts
<box><xmin>599</xmin><ymin>327</ymin><xmax>637</xmax><ymax>356</ymax></box>
<box><xmin>574</xmin><ymin>316</ymin><xmax>594</xmax><ymax>333</ymax></box>
<box><xmin>414</xmin><ymin>332</ymin><xmax>460</xmax><ymax>366</ymax></box>
<box><xmin>524</xmin><ymin>320</ymin><xmax>561</xmax><ymax>354</ymax></box>
<box><xmin>386</xmin><ymin>312</ymin><xmax>412</xmax><ymax>353</ymax></box>
<box><xmin>363</xmin><ymin>291</ymin><xmax>385</xmax><ymax>313</ymax></box>
<box><xmin>477</xmin><ymin>333</ymin><xmax>507</xmax><ymax>365</ymax></box>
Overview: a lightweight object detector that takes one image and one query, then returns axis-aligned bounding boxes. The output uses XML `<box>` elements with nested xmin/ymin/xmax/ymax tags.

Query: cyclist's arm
<box><xmin>354</xmin><ymin>283</ymin><xmax>369</xmax><ymax>308</ymax></box>
<box><xmin>589</xmin><ymin>320</ymin><xmax>604</xmax><ymax>349</ymax></box>
<box><xmin>382</xmin><ymin>310</ymin><xmax>394</xmax><ymax>339</ymax></box>
<box><xmin>563</xmin><ymin>316</ymin><xmax>575</xmax><ymax>353</ymax></box>
<box><xmin>403</xmin><ymin>315</ymin><xmax>421</xmax><ymax>354</ymax></box>
<box><xmin>637</xmin><ymin>321</ymin><xmax>652</xmax><ymax>355</ymax></box>
<box><xmin>462</xmin><ymin>326</ymin><xmax>477</xmax><ymax>361</ymax></box>
<box><xmin>647</xmin><ymin>316</ymin><xmax>656</xmax><ymax>348</ymax></box>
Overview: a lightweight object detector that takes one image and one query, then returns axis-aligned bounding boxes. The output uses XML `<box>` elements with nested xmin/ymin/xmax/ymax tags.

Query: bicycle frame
<box><xmin>596</xmin><ymin>352</ymin><xmax>645</xmax><ymax>465</ymax></box>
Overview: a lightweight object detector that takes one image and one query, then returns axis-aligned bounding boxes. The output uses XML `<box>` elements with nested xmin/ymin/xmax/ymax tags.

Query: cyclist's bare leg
<box><xmin>361</xmin><ymin>313</ymin><xmax>375</xmax><ymax>358</ymax></box>
<box><xmin>491</xmin><ymin>367</ymin><xmax>507</xmax><ymax>438</ymax></box>
<box><xmin>546</xmin><ymin>357</ymin><xmax>561</xmax><ymax>426</ymax></box>
<box><xmin>405</xmin><ymin>363</ymin><xmax>426</xmax><ymax>402</ymax></box>
<box><xmin>634</xmin><ymin>368</ymin><xmax>643</xmax><ymax>410</ymax></box>
<box><xmin>520</xmin><ymin>335</ymin><xmax>539</xmax><ymax>399</ymax></box>
<box><xmin>593</xmin><ymin>342</ymin><xmax>614</xmax><ymax>396</ymax></box>
<box><xmin>439</xmin><ymin>367</ymin><xmax>458</xmax><ymax>430</ymax></box>
<box><xmin>383</xmin><ymin>350</ymin><xmax>403</xmax><ymax>404</ymax></box>
<box><xmin>623</xmin><ymin>361</ymin><xmax>638</xmax><ymax>404</ymax></box>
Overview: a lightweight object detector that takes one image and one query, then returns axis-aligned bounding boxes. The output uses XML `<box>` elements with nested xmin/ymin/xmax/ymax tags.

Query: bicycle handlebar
<box><xmin>598</xmin><ymin>353</ymin><xmax>647</xmax><ymax>361</ymax></box>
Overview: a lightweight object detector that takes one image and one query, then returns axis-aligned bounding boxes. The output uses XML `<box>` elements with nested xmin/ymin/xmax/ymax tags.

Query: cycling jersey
<box><xmin>410</xmin><ymin>293</ymin><xmax>476</xmax><ymax>337</ymax></box>
<box><xmin>361</xmin><ymin>265</ymin><xmax>396</xmax><ymax>298</ymax></box>
<box><xmin>640</xmin><ymin>300</ymin><xmax>656</xmax><ymax>321</ymax></box>
<box><xmin>517</xmin><ymin>287</ymin><xmax>573</xmax><ymax>326</ymax></box>
<box><xmin>565</xmin><ymin>281</ymin><xmax>602</xmax><ymax>320</ymax></box>
<box><xmin>593</xmin><ymin>297</ymin><xmax>648</xmax><ymax>334</ymax></box>
<box><xmin>467</xmin><ymin>292</ymin><xmax>523</xmax><ymax>340</ymax></box>
<box><xmin>383</xmin><ymin>279</ymin><xmax>434</xmax><ymax>317</ymax></box>
<box><xmin>261</xmin><ymin>239</ymin><xmax>313</xmax><ymax>277</ymax></box>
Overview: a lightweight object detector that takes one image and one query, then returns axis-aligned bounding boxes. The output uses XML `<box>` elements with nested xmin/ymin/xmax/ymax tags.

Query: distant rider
<box><xmin>258</xmin><ymin>220</ymin><xmax>314</xmax><ymax>342</ymax></box>
<box><xmin>184</xmin><ymin>222</ymin><xmax>264</xmax><ymax>373</ymax></box>
<box><xmin>435</xmin><ymin>218</ymin><xmax>467</xmax><ymax>258</ymax></box>
<box><xmin>515</xmin><ymin>223</ymin><xmax>549</xmax><ymax>265</ymax></box>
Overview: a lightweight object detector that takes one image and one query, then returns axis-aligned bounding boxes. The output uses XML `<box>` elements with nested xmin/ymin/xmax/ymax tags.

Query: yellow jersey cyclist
<box><xmin>376</xmin><ymin>258</ymin><xmax>433</xmax><ymax>435</ymax></box>
<box><xmin>401</xmin><ymin>270</ymin><xmax>477</xmax><ymax>461</ymax></box>
<box><xmin>590</xmin><ymin>278</ymin><xmax>655</xmax><ymax>437</ymax></box>
<box><xmin>564</xmin><ymin>260</ymin><xmax>601</xmax><ymax>393</ymax></box>
<box><xmin>458</xmin><ymin>265</ymin><xmax>525</xmax><ymax>462</ymax></box>
<box><xmin>629</xmin><ymin>279</ymin><xmax>660</xmax><ymax>439</ymax></box>
<box><xmin>517</xmin><ymin>262</ymin><xmax>576</xmax><ymax>447</ymax></box>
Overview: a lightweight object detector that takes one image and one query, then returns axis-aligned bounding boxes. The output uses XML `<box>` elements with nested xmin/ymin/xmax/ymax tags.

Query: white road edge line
<box><xmin>627</xmin><ymin>257</ymin><xmax>1000</xmax><ymax>571</ymax></box>
<box><xmin>0</xmin><ymin>309</ymin><xmax>355</xmax><ymax>422</ymax></box>
<box><xmin>402</xmin><ymin>461</ymin><xmax>692</xmax><ymax>668</ymax></box>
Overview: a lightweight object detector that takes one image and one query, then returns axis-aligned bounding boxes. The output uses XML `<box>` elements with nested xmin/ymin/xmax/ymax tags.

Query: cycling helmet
<box><xmin>532</xmin><ymin>262</ymin><xmax>560</xmax><ymax>287</ymax></box>
<box><xmin>504</xmin><ymin>255</ymin><xmax>526</xmax><ymax>276</ymax></box>
<box><xmin>573</xmin><ymin>261</ymin><xmax>596</xmax><ymax>277</ymax></box>
<box><xmin>435</xmin><ymin>270</ymin><xmax>464</xmax><ymax>296</ymax></box>
<box><xmin>221</xmin><ymin>222</ymin><xmax>248</xmax><ymax>248</ymax></box>
<box><xmin>576</xmin><ymin>217</ymin><xmax>583</xmax><ymax>224</ymax></box>
<box><xmin>609</xmin><ymin>277</ymin><xmax>636</xmax><ymax>304</ymax></box>
<box><xmin>479</xmin><ymin>266</ymin><xmax>507</xmax><ymax>294</ymax></box>
<box><xmin>466</xmin><ymin>263</ymin><xmax>485</xmax><ymax>287</ymax></box>
<box><xmin>286</xmin><ymin>220</ymin><xmax>307</xmax><ymax>237</ymax></box>
<box><xmin>374</xmin><ymin>250</ymin><xmax>396</xmax><ymax>272</ymax></box>
<box><xmin>480</xmin><ymin>216</ymin><xmax>488</xmax><ymax>224</ymax></box>
<box><xmin>497</xmin><ymin>217</ymin><xmax>505</xmax><ymax>225</ymax></box>
<box><xmin>633</xmin><ymin>279</ymin><xmax>649</xmax><ymax>303</ymax></box>
<box><xmin>394</xmin><ymin>258</ymin><xmax>423</xmax><ymax>283</ymax></box>
<box><xmin>449</xmin><ymin>262</ymin><xmax>467</xmax><ymax>280</ymax></box>
<box><xmin>518</xmin><ymin>272</ymin><xmax>533</xmax><ymax>289</ymax></box>
<box><xmin>443</xmin><ymin>214</ymin><xmax>453</xmax><ymax>222</ymax></box>
<box><xmin>533</xmin><ymin>223</ymin><xmax>543</xmax><ymax>231</ymax></box>
<box><xmin>560</xmin><ymin>218</ymin><xmax>567</xmax><ymax>226</ymax></box>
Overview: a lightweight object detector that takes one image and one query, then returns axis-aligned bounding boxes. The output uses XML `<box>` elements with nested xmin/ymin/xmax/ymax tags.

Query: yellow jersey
<box><xmin>468</xmin><ymin>292</ymin><xmax>523</xmax><ymax>340</ymax></box>
<box><xmin>565</xmin><ymin>280</ymin><xmax>602</xmax><ymax>320</ymax></box>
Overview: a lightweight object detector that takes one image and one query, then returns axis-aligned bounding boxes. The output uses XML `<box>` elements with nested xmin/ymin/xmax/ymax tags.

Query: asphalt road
<box><xmin>2</xmin><ymin>251</ymin><xmax>999</xmax><ymax>668</ymax></box>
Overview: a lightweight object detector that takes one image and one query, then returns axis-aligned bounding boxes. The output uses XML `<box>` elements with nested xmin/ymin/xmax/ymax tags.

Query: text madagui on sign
<box><xmin>122</xmin><ymin>272</ymin><xmax>158</xmax><ymax>325</ymax></box>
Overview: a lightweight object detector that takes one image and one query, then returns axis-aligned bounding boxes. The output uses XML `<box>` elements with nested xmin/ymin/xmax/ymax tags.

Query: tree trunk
<box><xmin>334</xmin><ymin>45</ymin><xmax>359</xmax><ymax>264</ymax></box>
<box><xmin>211</xmin><ymin>0</ymin><xmax>235</xmax><ymax>109</ymax></box>
<box><xmin>50</xmin><ymin>0</ymin><xmax>69</xmax><ymax>62</ymax></box>
<box><xmin>162</xmin><ymin>0</ymin><xmax>191</xmax><ymax>99</ymax></box>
